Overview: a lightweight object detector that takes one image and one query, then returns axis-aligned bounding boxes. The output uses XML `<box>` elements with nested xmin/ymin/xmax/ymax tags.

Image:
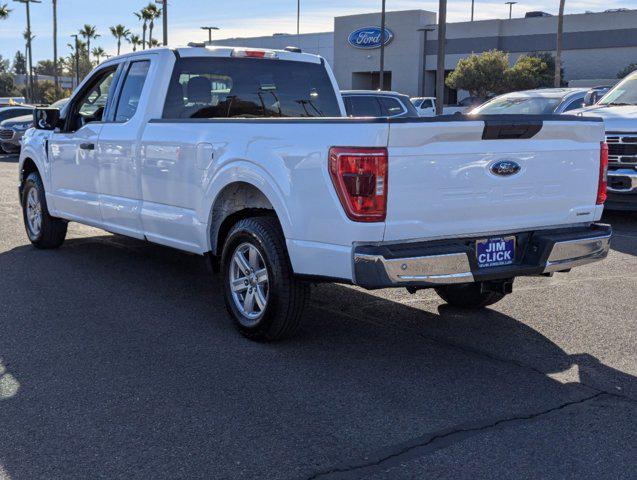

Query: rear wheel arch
<box><xmin>209</xmin><ymin>181</ymin><xmax>286</xmax><ymax>256</ymax></box>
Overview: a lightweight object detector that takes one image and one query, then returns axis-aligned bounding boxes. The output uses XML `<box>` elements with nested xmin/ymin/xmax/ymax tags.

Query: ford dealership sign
<box><xmin>348</xmin><ymin>26</ymin><xmax>394</xmax><ymax>49</ymax></box>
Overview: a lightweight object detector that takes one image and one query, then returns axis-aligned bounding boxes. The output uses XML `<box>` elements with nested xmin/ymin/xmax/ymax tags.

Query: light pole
<box><xmin>555</xmin><ymin>0</ymin><xmax>565</xmax><ymax>87</ymax></box>
<box><xmin>13</xmin><ymin>0</ymin><xmax>41</xmax><ymax>102</ymax></box>
<box><xmin>201</xmin><ymin>26</ymin><xmax>219</xmax><ymax>44</ymax></box>
<box><xmin>70</xmin><ymin>33</ymin><xmax>79</xmax><ymax>87</ymax></box>
<box><xmin>157</xmin><ymin>0</ymin><xmax>168</xmax><ymax>46</ymax></box>
<box><xmin>435</xmin><ymin>0</ymin><xmax>447</xmax><ymax>115</ymax></box>
<box><xmin>297</xmin><ymin>0</ymin><xmax>300</xmax><ymax>35</ymax></box>
<box><xmin>379</xmin><ymin>0</ymin><xmax>386</xmax><ymax>90</ymax></box>
<box><xmin>471</xmin><ymin>0</ymin><xmax>475</xmax><ymax>21</ymax></box>
<box><xmin>505</xmin><ymin>1</ymin><xmax>517</xmax><ymax>19</ymax></box>
<box><xmin>418</xmin><ymin>26</ymin><xmax>436</xmax><ymax>97</ymax></box>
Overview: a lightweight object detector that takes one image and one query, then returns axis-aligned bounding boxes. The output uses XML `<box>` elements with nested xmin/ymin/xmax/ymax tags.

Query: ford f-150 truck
<box><xmin>19</xmin><ymin>46</ymin><xmax>612</xmax><ymax>341</ymax></box>
<box><xmin>575</xmin><ymin>71</ymin><xmax>637</xmax><ymax>211</ymax></box>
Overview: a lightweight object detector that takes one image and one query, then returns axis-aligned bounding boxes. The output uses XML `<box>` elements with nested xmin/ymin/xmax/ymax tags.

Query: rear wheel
<box><xmin>221</xmin><ymin>216</ymin><xmax>309</xmax><ymax>341</ymax></box>
<box><xmin>435</xmin><ymin>283</ymin><xmax>506</xmax><ymax>309</ymax></box>
<box><xmin>21</xmin><ymin>172</ymin><xmax>67</xmax><ymax>249</ymax></box>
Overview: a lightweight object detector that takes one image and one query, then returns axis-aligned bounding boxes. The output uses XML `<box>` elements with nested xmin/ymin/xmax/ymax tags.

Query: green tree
<box><xmin>446</xmin><ymin>50</ymin><xmax>510</xmax><ymax>97</ymax></box>
<box><xmin>0</xmin><ymin>54</ymin><xmax>9</xmax><ymax>73</ymax></box>
<box><xmin>0</xmin><ymin>74</ymin><xmax>16</xmax><ymax>96</ymax></box>
<box><xmin>34</xmin><ymin>59</ymin><xmax>63</xmax><ymax>76</ymax></box>
<box><xmin>66</xmin><ymin>39</ymin><xmax>93</xmax><ymax>80</ymax></box>
<box><xmin>0</xmin><ymin>3</ymin><xmax>10</xmax><ymax>20</ymax></box>
<box><xmin>31</xmin><ymin>79</ymin><xmax>66</xmax><ymax>103</ymax></box>
<box><xmin>128</xmin><ymin>34</ymin><xmax>142</xmax><ymax>52</ymax></box>
<box><xmin>110</xmin><ymin>24</ymin><xmax>130</xmax><ymax>55</ymax></box>
<box><xmin>617</xmin><ymin>63</ymin><xmax>637</xmax><ymax>79</ymax></box>
<box><xmin>13</xmin><ymin>51</ymin><xmax>27</xmax><ymax>74</ymax></box>
<box><xmin>504</xmin><ymin>54</ymin><xmax>554</xmax><ymax>91</ymax></box>
<box><xmin>134</xmin><ymin>8</ymin><xmax>150</xmax><ymax>49</ymax></box>
<box><xmin>79</xmin><ymin>24</ymin><xmax>100</xmax><ymax>63</ymax></box>
<box><xmin>144</xmin><ymin>3</ymin><xmax>161</xmax><ymax>47</ymax></box>
<box><xmin>91</xmin><ymin>47</ymin><xmax>106</xmax><ymax>65</ymax></box>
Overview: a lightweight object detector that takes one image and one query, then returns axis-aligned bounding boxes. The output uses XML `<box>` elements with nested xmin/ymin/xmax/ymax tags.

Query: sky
<box><xmin>1</xmin><ymin>0</ymin><xmax>637</xmax><ymax>65</ymax></box>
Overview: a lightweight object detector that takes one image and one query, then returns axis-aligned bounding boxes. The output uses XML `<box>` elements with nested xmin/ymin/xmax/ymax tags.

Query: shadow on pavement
<box><xmin>0</xmin><ymin>234</ymin><xmax>634</xmax><ymax>479</ymax></box>
<box><xmin>603</xmin><ymin>211</ymin><xmax>637</xmax><ymax>257</ymax></box>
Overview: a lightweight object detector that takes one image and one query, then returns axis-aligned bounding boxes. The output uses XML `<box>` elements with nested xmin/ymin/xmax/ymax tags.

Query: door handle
<box><xmin>79</xmin><ymin>142</ymin><xmax>95</xmax><ymax>150</ymax></box>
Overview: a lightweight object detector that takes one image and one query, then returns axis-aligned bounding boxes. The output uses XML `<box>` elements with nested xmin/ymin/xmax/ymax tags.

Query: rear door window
<box><xmin>163</xmin><ymin>57</ymin><xmax>340</xmax><ymax>118</ymax></box>
<box><xmin>379</xmin><ymin>97</ymin><xmax>405</xmax><ymax>117</ymax></box>
<box><xmin>114</xmin><ymin>60</ymin><xmax>151</xmax><ymax>122</ymax></box>
<box><xmin>345</xmin><ymin>96</ymin><xmax>383</xmax><ymax>117</ymax></box>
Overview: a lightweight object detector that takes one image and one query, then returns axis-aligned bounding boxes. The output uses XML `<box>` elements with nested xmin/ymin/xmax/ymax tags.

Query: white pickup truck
<box><xmin>19</xmin><ymin>46</ymin><xmax>611</xmax><ymax>341</ymax></box>
<box><xmin>575</xmin><ymin>71</ymin><xmax>637</xmax><ymax>211</ymax></box>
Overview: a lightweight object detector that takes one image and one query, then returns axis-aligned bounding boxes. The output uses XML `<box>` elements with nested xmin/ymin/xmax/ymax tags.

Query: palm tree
<box><xmin>91</xmin><ymin>47</ymin><xmax>106</xmax><ymax>65</ymax></box>
<box><xmin>23</xmin><ymin>30</ymin><xmax>35</xmax><ymax>98</ymax></box>
<box><xmin>554</xmin><ymin>0</ymin><xmax>565</xmax><ymax>87</ymax></box>
<box><xmin>128</xmin><ymin>34</ymin><xmax>142</xmax><ymax>52</ymax></box>
<box><xmin>134</xmin><ymin>10</ymin><xmax>149</xmax><ymax>49</ymax></box>
<box><xmin>148</xmin><ymin>38</ymin><xmax>160</xmax><ymax>48</ymax></box>
<box><xmin>79</xmin><ymin>24</ymin><xmax>99</xmax><ymax>63</ymax></box>
<box><xmin>109</xmin><ymin>24</ymin><xmax>130</xmax><ymax>55</ymax></box>
<box><xmin>144</xmin><ymin>3</ymin><xmax>161</xmax><ymax>47</ymax></box>
<box><xmin>0</xmin><ymin>3</ymin><xmax>11</xmax><ymax>20</ymax></box>
<box><xmin>52</xmin><ymin>0</ymin><xmax>59</xmax><ymax>94</ymax></box>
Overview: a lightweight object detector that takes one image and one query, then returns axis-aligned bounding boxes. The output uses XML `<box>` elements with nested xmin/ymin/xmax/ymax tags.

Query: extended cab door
<box><xmin>48</xmin><ymin>65</ymin><xmax>120</xmax><ymax>223</ymax></box>
<box><xmin>96</xmin><ymin>58</ymin><xmax>153</xmax><ymax>238</ymax></box>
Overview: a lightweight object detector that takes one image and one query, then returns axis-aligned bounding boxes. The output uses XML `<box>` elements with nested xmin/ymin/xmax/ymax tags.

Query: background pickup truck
<box><xmin>575</xmin><ymin>70</ymin><xmax>637</xmax><ymax>211</ymax></box>
<box><xmin>19</xmin><ymin>45</ymin><xmax>611</xmax><ymax>341</ymax></box>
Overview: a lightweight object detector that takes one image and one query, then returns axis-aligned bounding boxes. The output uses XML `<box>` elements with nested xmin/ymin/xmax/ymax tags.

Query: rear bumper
<box><xmin>353</xmin><ymin>224</ymin><xmax>612</xmax><ymax>289</ymax></box>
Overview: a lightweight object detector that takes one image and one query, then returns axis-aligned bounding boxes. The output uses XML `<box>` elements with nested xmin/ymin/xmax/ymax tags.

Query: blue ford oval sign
<box><xmin>348</xmin><ymin>26</ymin><xmax>394</xmax><ymax>49</ymax></box>
<box><xmin>490</xmin><ymin>160</ymin><xmax>521</xmax><ymax>177</ymax></box>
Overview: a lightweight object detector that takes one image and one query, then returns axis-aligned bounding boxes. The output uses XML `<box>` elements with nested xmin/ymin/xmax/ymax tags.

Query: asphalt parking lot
<box><xmin>0</xmin><ymin>153</ymin><xmax>635</xmax><ymax>480</ymax></box>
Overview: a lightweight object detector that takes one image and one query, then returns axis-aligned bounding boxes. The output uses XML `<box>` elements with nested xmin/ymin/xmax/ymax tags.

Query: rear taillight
<box><xmin>328</xmin><ymin>147</ymin><xmax>388</xmax><ymax>222</ymax></box>
<box><xmin>597</xmin><ymin>141</ymin><xmax>608</xmax><ymax>205</ymax></box>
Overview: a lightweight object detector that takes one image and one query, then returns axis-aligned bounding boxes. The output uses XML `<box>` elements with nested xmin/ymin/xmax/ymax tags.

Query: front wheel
<box><xmin>21</xmin><ymin>172</ymin><xmax>67</xmax><ymax>249</ymax></box>
<box><xmin>221</xmin><ymin>216</ymin><xmax>309</xmax><ymax>341</ymax></box>
<box><xmin>435</xmin><ymin>283</ymin><xmax>506</xmax><ymax>309</ymax></box>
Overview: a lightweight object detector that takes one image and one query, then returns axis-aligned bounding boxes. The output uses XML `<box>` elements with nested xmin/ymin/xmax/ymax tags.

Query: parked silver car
<box><xmin>0</xmin><ymin>99</ymin><xmax>68</xmax><ymax>153</ymax></box>
<box><xmin>470</xmin><ymin>88</ymin><xmax>588</xmax><ymax>115</ymax></box>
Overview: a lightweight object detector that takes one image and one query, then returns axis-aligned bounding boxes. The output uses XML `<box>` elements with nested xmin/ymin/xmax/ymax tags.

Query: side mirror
<box><xmin>34</xmin><ymin>107</ymin><xmax>62</xmax><ymax>130</ymax></box>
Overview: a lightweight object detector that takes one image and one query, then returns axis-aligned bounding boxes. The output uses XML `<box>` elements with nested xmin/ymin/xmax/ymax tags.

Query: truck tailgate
<box><xmin>383</xmin><ymin>117</ymin><xmax>605</xmax><ymax>242</ymax></box>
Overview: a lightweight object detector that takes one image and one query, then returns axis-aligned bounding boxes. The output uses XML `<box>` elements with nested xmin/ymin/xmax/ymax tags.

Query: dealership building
<box><xmin>211</xmin><ymin>8</ymin><xmax>637</xmax><ymax>102</ymax></box>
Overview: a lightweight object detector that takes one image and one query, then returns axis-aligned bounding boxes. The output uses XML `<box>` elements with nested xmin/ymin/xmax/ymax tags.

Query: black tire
<box><xmin>21</xmin><ymin>171</ymin><xmax>67</xmax><ymax>249</ymax></box>
<box><xmin>221</xmin><ymin>216</ymin><xmax>309</xmax><ymax>341</ymax></box>
<box><xmin>435</xmin><ymin>283</ymin><xmax>506</xmax><ymax>309</ymax></box>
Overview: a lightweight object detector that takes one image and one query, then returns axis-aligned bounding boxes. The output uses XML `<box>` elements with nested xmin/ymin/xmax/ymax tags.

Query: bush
<box><xmin>447</xmin><ymin>50</ymin><xmax>565</xmax><ymax>97</ymax></box>
<box><xmin>446</xmin><ymin>50</ymin><xmax>510</xmax><ymax>98</ymax></box>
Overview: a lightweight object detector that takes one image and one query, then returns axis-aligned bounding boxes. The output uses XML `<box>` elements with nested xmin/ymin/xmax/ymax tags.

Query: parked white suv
<box><xmin>19</xmin><ymin>46</ymin><xmax>611</xmax><ymax>340</ymax></box>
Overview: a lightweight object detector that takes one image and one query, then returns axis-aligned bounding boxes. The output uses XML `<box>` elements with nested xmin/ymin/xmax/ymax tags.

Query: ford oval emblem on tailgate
<box><xmin>490</xmin><ymin>160</ymin><xmax>521</xmax><ymax>177</ymax></box>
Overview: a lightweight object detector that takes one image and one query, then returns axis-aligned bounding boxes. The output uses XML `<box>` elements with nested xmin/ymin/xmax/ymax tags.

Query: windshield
<box><xmin>598</xmin><ymin>75</ymin><xmax>637</xmax><ymax>106</ymax></box>
<box><xmin>472</xmin><ymin>96</ymin><xmax>562</xmax><ymax>115</ymax></box>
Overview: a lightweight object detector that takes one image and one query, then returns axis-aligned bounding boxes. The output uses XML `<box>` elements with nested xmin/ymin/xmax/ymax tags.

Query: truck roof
<box><xmin>101</xmin><ymin>45</ymin><xmax>323</xmax><ymax>65</ymax></box>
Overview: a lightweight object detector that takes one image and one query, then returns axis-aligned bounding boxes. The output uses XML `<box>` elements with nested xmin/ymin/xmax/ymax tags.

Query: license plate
<box><xmin>476</xmin><ymin>236</ymin><xmax>515</xmax><ymax>268</ymax></box>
